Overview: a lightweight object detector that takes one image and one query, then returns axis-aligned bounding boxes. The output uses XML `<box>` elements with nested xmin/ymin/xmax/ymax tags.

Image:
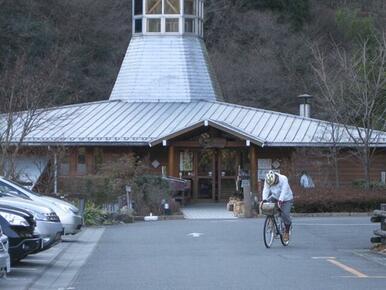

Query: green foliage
<box><xmin>336</xmin><ymin>8</ymin><xmax>375</xmax><ymax>41</ymax></box>
<box><xmin>83</xmin><ymin>201</ymin><xmax>106</xmax><ymax>226</ymax></box>
<box><xmin>97</xmin><ymin>155</ymin><xmax>172</xmax><ymax>215</ymax></box>
<box><xmin>83</xmin><ymin>201</ymin><xmax>134</xmax><ymax>225</ymax></box>
<box><xmin>132</xmin><ymin>174</ymin><xmax>171</xmax><ymax>216</ymax></box>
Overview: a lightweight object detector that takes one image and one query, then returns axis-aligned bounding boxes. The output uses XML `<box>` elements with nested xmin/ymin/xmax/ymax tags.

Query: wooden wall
<box><xmin>47</xmin><ymin>145</ymin><xmax>386</xmax><ymax>194</ymax></box>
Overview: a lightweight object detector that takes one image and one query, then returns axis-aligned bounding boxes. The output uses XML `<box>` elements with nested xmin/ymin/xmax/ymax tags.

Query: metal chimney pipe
<box><xmin>298</xmin><ymin>94</ymin><xmax>312</xmax><ymax>118</ymax></box>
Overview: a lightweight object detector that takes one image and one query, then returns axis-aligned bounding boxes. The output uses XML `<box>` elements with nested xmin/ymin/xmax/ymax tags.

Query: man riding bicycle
<box><xmin>261</xmin><ymin>170</ymin><xmax>294</xmax><ymax>242</ymax></box>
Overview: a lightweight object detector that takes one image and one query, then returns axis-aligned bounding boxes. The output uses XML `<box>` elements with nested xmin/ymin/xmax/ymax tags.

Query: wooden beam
<box><xmin>250</xmin><ymin>145</ymin><xmax>257</xmax><ymax>194</ymax></box>
<box><xmin>172</xmin><ymin>141</ymin><xmax>246</xmax><ymax>148</ymax></box>
<box><xmin>168</xmin><ymin>145</ymin><xmax>176</xmax><ymax>177</ymax></box>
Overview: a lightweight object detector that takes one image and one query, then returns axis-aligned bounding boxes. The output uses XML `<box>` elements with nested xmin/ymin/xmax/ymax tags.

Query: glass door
<box><xmin>197</xmin><ymin>149</ymin><xmax>215</xmax><ymax>200</ymax></box>
<box><xmin>218</xmin><ymin>149</ymin><xmax>238</xmax><ymax>201</ymax></box>
<box><xmin>179</xmin><ymin>150</ymin><xmax>194</xmax><ymax>200</ymax></box>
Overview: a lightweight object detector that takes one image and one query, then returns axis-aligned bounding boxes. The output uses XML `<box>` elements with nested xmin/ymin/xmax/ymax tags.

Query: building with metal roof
<box><xmin>2</xmin><ymin>0</ymin><xmax>386</xmax><ymax>200</ymax></box>
<box><xmin>17</xmin><ymin>99</ymin><xmax>386</xmax><ymax>147</ymax></box>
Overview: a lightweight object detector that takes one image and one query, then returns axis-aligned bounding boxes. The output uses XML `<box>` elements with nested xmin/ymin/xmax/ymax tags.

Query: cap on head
<box><xmin>266</xmin><ymin>170</ymin><xmax>278</xmax><ymax>186</ymax></box>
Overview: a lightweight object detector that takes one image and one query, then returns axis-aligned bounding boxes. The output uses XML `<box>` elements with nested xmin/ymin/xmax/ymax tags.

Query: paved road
<box><xmin>1</xmin><ymin>217</ymin><xmax>386</xmax><ymax>290</ymax></box>
<box><xmin>0</xmin><ymin>228</ymin><xmax>104</xmax><ymax>290</ymax></box>
<box><xmin>71</xmin><ymin>217</ymin><xmax>385</xmax><ymax>290</ymax></box>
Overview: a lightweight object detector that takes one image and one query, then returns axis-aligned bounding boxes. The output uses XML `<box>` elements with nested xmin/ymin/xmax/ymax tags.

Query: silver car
<box><xmin>0</xmin><ymin>177</ymin><xmax>83</xmax><ymax>235</ymax></box>
<box><xmin>0</xmin><ymin>195</ymin><xmax>63</xmax><ymax>250</ymax></box>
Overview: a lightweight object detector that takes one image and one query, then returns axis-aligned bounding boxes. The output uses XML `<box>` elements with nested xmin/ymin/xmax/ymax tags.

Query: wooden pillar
<box><xmin>168</xmin><ymin>145</ymin><xmax>176</xmax><ymax>177</ymax></box>
<box><xmin>250</xmin><ymin>145</ymin><xmax>257</xmax><ymax>194</ymax></box>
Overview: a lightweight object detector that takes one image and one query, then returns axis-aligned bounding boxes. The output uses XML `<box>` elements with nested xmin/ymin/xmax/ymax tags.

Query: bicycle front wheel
<box><xmin>263</xmin><ymin>216</ymin><xmax>275</xmax><ymax>248</ymax></box>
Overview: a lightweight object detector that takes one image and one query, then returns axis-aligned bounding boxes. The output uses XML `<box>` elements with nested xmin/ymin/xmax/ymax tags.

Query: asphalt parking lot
<box><xmin>1</xmin><ymin>217</ymin><xmax>386</xmax><ymax>290</ymax></box>
<box><xmin>0</xmin><ymin>228</ymin><xmax>104</xmax><ymax>290</ymax></box>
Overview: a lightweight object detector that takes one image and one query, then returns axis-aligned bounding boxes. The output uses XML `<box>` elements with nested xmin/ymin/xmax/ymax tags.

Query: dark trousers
<box><xmin>267</xmin><ymin>197</ymin><xmax>293</xmax><ymax>230</ymax></box>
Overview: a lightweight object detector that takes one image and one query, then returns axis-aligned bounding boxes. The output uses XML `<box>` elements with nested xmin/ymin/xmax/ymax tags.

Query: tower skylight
<box><xmin>133</xmin><ymin>0</ymin><xmax>204</xmax><ymax>37</ymax></box>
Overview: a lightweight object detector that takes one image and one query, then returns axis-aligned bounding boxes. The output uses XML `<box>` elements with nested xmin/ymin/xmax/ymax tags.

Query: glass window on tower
<box><xmin>185</xmin><ymin>18</ymin><xmax>194</xmax><ymax>33</ymax></box>
<box><xmin>134</xmin><ymin>0</ymin><xmax>143</xmax><ymax>15</ymax></box>
<box><xmin>165</xmin><ymin>0</ymin><xmax>180</xmax><ymax>14</ymax></box>
<box><xmin>147</xmin><ymin>18</ymin><xmax>161</xmax><ymax>32</ymax></box>
<box><xmin>135</xmin><ymin>19</ymin><xmax>143</xmax><ymax>33</ymax></box>
<box><xmin>165</xmin><ymin>18</ymin><xmax>179</xmax><ymax>32</ymax></box>
<box><xmin>146</xmin><ymin>0</ymin><xmax>162</xmax><ymax>14</ymax></box>
<box><xmin>184</xmin><ymin>0</ymin><xmax>195</xmax><ymax>15</ymax></box>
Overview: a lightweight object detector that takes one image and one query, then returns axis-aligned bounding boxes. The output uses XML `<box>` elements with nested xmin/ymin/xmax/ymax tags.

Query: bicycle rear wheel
<box><xmin>263</xmin><ymin>216</ymin><xmax>275</xmax><ymax>248</ymax></box>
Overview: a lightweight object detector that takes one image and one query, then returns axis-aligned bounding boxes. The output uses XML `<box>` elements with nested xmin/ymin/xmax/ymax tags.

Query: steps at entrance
<box><xmin>182</xmin><ymin>203</ymin><xmax>237</xmax><ymax>219</ymax></box>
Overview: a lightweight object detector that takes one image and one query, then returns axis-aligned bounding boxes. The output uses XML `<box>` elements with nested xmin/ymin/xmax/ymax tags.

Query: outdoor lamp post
<box><xmin>125</xmin><ymin>185</ymin><xmax>132</xmax><ymax>209</ymax></box>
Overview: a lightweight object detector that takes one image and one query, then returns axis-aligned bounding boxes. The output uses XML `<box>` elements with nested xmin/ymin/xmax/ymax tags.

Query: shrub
<box><xmin>83</xmin><ymin>202</ymin><xmax>106</xmax><ymax>226</ymax></box>
<box><xmin>83</xmin><ymin>201</ymin><xmax>134</xmax><ymax>225</ymax></box>
<box><xmin>292</xmin><ymin>186</ymin><xmax>386</xmax><ymax>213</ymax></box>
<box><xmin>132</xmin><ymin>174</ymin><xmax>171</xmax><ymax>216</ymax></box>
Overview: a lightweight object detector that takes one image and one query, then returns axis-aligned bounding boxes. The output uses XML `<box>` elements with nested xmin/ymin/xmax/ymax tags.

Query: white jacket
<box><xmin>262</xmin><ymin>173</ymin><xmax>293</xmax><ymax>202</ymax></box>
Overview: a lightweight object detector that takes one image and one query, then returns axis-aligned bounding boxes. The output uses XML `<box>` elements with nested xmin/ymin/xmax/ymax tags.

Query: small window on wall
<box><xmin>166</xmin><ymin>18</ymin><xmax>179</xmax><ymax>32</ymax></box>
<box><xmin>59</xmin><ymin>154</ymin><xmax>70</xmax><ymax>176</ymax></box>
<box><xmin>135</xmin><ymin>19</ymin><xmax>143</xmax><ymax>33</ymax></box>
<box><xmin>94</xmin><ymin>148</ymin><xmax>103</xmax><ymax>173</ymax></box>
<box><xmin>258</xmin><ymin>159</ymin><xmax>272</xmax><ymax>180</ymax></box>
<box><xmin>165</xmin><ymin>0</ymin><xmax>180</xmax><ymax>14</ymax></box>
<box><xmin>77</xmin><ymin>147</ymin><xmax>87</xmax><ymax>175</ymax></box>
<box><xmin>146</xmin><ymin>0</ymin><xmax>162</xmax><ymax>14</ymax></box>
<box><xmin>179</xmin><ymin>152</ymin><xmax>193</xmax><ymax>175</ymax></box>
<box><xmin>185</xmin><ymin>18</ymin><xmax>194</xmax><ymax>33</ymax></box>
<box><xmin>184</xmin><ymin>0</ymin><xmax>195</xmax><ymax>15</ymax></box>
<box><xmin>134</xmin><ymin>0</ymin><xmax>143</xmax><ymax>15</ymax></box>
<box><xmin>147</xmin><ymin>18</ymin><xmax>161</xmax><ymax>32</ymax></box>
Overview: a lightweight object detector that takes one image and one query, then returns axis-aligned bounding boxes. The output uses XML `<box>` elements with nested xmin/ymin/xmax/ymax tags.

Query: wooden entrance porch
<box><xmin>150</xmin><ymin>121</ymin><xmax>260</xmax><ymax>202</ymax></box>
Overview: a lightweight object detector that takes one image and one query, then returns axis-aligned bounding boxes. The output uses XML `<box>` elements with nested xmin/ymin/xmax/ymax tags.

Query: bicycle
<box><xmin>261</xmin><ymin>202</ymin><xmax>292</xmax><ymax>248</ymax></box>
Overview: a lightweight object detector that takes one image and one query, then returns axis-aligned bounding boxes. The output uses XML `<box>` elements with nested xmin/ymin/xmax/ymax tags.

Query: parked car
<box><xmin>0</xmin><ymin>205</ymin><xmax>41</xmax><ymax>264</ymax></box>
<box><xmin>0</xmin><ymin>225</ymin><xmax>10</xmax><ymax>276</ymax></box>
<box><xmin>0</xmin><ymin>193</ymin><xmax>63</xmax><ymax>251</ymax></box>
<box><xmin>0</xmin><ymin>177</ymin><xmax>83</xmax><ymax>235</ymax></box>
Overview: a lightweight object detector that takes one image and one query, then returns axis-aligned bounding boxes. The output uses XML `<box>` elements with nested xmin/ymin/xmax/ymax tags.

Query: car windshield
<box><xmin>3</xmin><ymin>178</ymin><xmax>42</xmax><ymax>197</ymax></box>
<box><xmin>0</xmin><ymin>191</ymin><xmax>13</xmax><ymax>197</ymax></box>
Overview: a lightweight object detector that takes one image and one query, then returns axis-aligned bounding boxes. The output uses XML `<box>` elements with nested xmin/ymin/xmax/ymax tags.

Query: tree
<box><xmin>311</xmin><ymin>32</ymin><xmax>386</xmax><ymax>189</ymax></box>
<box><xmin>0</xmin><ymin>52</ymin><xmax>66</xmax><ymax>179</ymax></box>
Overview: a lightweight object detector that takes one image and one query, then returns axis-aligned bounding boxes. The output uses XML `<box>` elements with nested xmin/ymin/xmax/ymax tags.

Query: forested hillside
<box><xmin>0</xmin><ymin>0</ymin><xmax>385</xmax><ymax>116</ymax></box>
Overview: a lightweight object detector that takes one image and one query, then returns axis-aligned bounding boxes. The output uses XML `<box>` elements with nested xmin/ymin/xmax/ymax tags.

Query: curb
<box><xmin>134</xmin><ymin>215</ymin><xmax>185</xmax><ymax>221</ymax></box>
<box><xmin>291</xmin><ymin>212</ymin><xmax>372</xmax><ymax>217</ymax></box>
<box><xmin>253</xmin><ymin>212</ymin><xmax>372</xmax><ymax>218</ymax></box>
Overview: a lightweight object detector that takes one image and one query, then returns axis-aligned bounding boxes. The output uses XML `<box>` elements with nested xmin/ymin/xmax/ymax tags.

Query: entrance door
<box><xmin>197</xmin><ymin>150</ymin><xmax>215</xmax><ymax>200</ymax></box>
<box><xmin>218</xmin><ymin>149</ymin><xmax>238</xmax><ymax>201</ymax></box>
<box><xmin>177</xmin><ymin>148</ymin><xmax>249</xmax><ymax>202</ymax></box>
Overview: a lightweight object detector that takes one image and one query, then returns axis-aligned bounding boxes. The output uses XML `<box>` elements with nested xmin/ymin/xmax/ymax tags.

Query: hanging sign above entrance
<box><xmin>198</xmin><ymin>133</ymin><xmax>226</xmax><ymax>148</ymax></box>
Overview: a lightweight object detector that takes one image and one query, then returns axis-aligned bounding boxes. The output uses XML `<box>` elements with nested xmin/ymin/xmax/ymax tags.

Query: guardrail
<box><xmin>370</xmin><ymin>203</ymin><xmax>386</xmax><ymax>245</ymax></box>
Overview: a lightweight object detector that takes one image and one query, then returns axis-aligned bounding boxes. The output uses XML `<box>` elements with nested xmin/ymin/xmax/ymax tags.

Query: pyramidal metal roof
<box><xmin>109</xmin><ymin>36</ymin><xmax>222</xmax><ymax>102</ymax></box>
<box><xmin>11</xmin><ymin>100</ymin><xmax>386</xmax><ymax>147</ymax></box>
